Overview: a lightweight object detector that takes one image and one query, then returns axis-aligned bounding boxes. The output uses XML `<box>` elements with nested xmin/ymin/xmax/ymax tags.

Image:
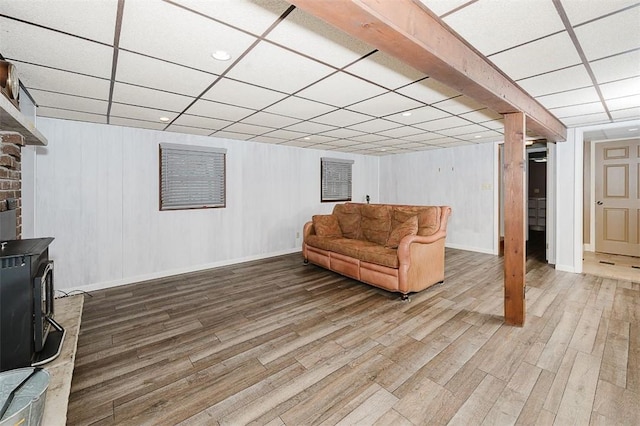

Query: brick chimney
<box><xmin>0</xmin><ymin>132</ymin><xmax>24</xmax><ymax>238</ymax></box>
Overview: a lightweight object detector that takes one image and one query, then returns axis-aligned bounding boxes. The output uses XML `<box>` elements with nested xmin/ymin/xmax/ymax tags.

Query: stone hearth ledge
<box><xmin>42</xmin><ymin>295</ymin><xmax>83</xmax><ymax>425</ymax></box>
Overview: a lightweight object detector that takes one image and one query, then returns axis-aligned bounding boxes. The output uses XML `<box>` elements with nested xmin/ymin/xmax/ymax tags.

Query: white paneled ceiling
<box><xmin>1</xmin><ymin>0</ymin><xmax>639</xmax><ymax>155</ymax></box>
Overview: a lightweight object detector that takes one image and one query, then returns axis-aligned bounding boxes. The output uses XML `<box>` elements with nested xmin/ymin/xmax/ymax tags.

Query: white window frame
<box><xmin>159</xmin><ymin>143</ymin><xmax>226</xmax><ymax>210</ymax></box>
<box><xmin>321</xmin><ymin>157</ymin><xmax>353</xmax><ymax>202</ymax></box>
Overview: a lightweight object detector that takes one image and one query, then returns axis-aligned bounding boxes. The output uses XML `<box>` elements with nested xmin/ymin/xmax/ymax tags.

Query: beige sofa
<box><xmin>303</xmin><ymin>203</ymin><xmax>452</xmax><ymax>299</ymax></box>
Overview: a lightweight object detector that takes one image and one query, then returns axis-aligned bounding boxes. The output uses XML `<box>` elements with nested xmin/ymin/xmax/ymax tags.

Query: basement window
<box><xmin>321</xmin><ymin>157</ymin><xmax>353</xmax><ymax>202</ymax></box>
<box><xmin>159</xmin><ymin>143</ymin><xmax>226</xmax><ymax>210</ymax></box>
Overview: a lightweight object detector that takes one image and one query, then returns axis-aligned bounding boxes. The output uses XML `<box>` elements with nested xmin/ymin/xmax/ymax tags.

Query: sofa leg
<box><xmin>303</xmin><ymin>259</ymin><xmax>309</xmax><ymax>265</ymax></box>
<box><xmin>401</xmin><ymin>294</ymin><xmax>410</xmax><ymax>302</ymax></box>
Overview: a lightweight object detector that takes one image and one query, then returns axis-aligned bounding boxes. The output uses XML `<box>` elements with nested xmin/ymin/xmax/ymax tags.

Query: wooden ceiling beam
<box><xmin>288</xmin><ymin>0</ymin><xmax>567</xmax><ymax>142</ymax></box>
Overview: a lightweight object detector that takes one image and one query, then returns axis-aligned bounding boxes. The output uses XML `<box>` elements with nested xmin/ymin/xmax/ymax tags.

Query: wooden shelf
<box><xmin>0</xmin><ymin>95</ymin><xmax>48</xmax><ymax>146</ymax></box>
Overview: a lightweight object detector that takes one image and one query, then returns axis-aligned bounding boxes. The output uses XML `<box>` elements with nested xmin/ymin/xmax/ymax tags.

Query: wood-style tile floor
<box><xmin>68</xmin><ymin>247</ymin><xmax>639</xmax><ymax>425</ymax></box>
<box><xmin>583</xmin><ymin>251</ymin><xmax>640</xmax><ymax>282</ymax></box>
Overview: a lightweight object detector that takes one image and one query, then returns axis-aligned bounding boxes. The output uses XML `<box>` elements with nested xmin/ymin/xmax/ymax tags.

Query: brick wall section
<box><xmin>0</xmin><ymin>132</ymin><xmax>24</xmax><ymax>238</ymax></box>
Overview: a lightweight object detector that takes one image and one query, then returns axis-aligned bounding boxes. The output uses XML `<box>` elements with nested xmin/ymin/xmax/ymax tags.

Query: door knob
<box><xmin>596</xmin><ymin>201</ymin><xmax>603</xmax><ymax>205</ymax></box>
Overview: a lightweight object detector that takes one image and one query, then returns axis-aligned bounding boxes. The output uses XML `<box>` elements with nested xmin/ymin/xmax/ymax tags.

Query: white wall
<box><xmin>378</xmin><ymin>143</ymin><xmax>499</xmax><ymax>254</ymax></box>
<box><xmin>28</xmin><ymin>118</ymin><xmax>379</xmax><ymax>291</ymax></box>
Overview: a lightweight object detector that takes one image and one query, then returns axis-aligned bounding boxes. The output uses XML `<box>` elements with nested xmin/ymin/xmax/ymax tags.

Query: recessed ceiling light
<box><xmin>303</xmin><ymin>137</ymin><xmax>311</xmax><ymax>140</ymax></box>
<box><xmin>380</xmin><ymin>148</ymin><xmax>387</xmax><ymax>151</ymax></box>
<box><xmin>211</xmin><ymin>50</ymin><xmax>232</xmax><ymax>61</ymax></box>
<box><xmin>401</xmin><ymin>112</ymin><xmax>412</xmax><ymax>117</ymax></box>
<box><xmin>525</xmin><ymin>140</ymin><xmax>534</xmax><ymax>146</ymax></box>
<box><xmin>628</xmin><ymin>128</ymin><xmax>638</xmax><ymax>131</ymax></box>
<box><xmin>474</xmin><ymin>135</ymin><xmax>482</xmax><ymax>139</ymax></box>
<box><xmin>159</xmin><ymin>117</ymin><xmax>170</xmax><ymax>122</ymax></box>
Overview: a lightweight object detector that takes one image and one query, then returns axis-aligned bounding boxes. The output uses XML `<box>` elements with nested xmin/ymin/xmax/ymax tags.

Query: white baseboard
<box><xmin>555</xmin><ymin>264</ymin><xmax>578</xmax><ymax>273</ymax></box>
<box><xmin>583</xmin><ymin>243</ymin><xmax>594</xmax><ymax>252</ymax></box>
<box><xmin>58</xmin><ymin>248</ymin><xmax>302</xmax><ymax>295</ymax></box>
<box><xmin>445</xmin><ymin>242</ymin><xmax>497</xmax><ymax>255</ymax></box>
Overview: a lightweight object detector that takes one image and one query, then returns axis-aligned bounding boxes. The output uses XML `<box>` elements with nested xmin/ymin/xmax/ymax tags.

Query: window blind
<box><xmin>160</xmin><ymin>143</ymin><xmax>226</xmax><ymax>210</ymax></box>
<box><xmin>321</xmin><ymin>157</ymin><xmax>354</xmax><ymax>202</ymax></box>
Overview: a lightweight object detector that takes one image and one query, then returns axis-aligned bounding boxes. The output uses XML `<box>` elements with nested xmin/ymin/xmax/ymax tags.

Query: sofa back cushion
<box><xmin>333</xmin><ymin>203</ymin><xmax>362</xmax><ymax>239</ymax></box>
<box><xmin>312</xmin><ymin>214</ymin><xmax>342</xmax><ymax>237</ymax></box>
<box><xmin>385</xmin><ymin>215</ymin><xmax>418</xmax><ymax>248</ymax></box>
<box><xmin>361</xmin><ymin>204</ymin><xmax>392</xmax><ymax>245</ymax></box>
<box><xmin>391</xmin><ymin>205</ymin><xmax>441</xmax><ymax>237</ymax></box>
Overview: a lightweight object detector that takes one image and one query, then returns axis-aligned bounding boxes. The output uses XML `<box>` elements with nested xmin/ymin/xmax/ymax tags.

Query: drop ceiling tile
<box><xmin>0</xmin><ymin>0</ymin><xmax>118</xmax><ymax>44</ymax></box>
<box><xmin>171</xmin><ymin>0</ymin><xmax>290</xmax><ymax>34</ymax></box>
<box><xmin>437</xmin><ymin>124</ymin><xmax>489</xmax><ymax>137</ymax></box>
<box><xmin>326</xmin><ymin>139</ymin><xmax>361</xmax><ymax>147</ymax></box>
<box><xmin>393</xmin><ymin>142</ymin><xmax>432</xmax><ymax>150</ymax></box>
<box><xmin>226</xmin><ymin>41</ymin><xmax>334</xmax><ymax>93</ymax></box>
<box><xmin>110</xmin><ymin>116</ymin><xmax>167</xmax><ymax>131</ymax></box>
<box><xmin>37</xmin><ymin>107</ymin><xmax>107</xmax><ymax>124</ymax></box>
<box><xmin>250</xmin><ymin>135</ymin><xmax>286</xmax><ymax>144</ymax></box>
<box><xmin>311</xmin><ymin>109</ymin><xmax>371</xmax><ymax>127</ymax></box>
<box><xmin>442</xmin><ymin>0</ymin><xmax>564</xmax><ymax>55</ymax></box>
<box><xmin>413</xmin><ymin>115</ymin><xmax>470</xmax><ymax>131</ymax></box>
<box><xmin>266</xmin><ymin>8</ymin><xmax>373</xmax><ymax>68</ymax></box>
<box><xmin>550</xmin><ymin>102</ymin><xmax>606</xmax><ymax>118</ymax></box>
<box><xmin>518</xmin><ymin>65</ymin><xmax>592</xmax><ymax>96</ymax></box>
<box><xmin>213</xmin><ymin>131</ymin><xmax>255</xmax><ymax>141</ymax></box>
<box><xmin>259</xmin><ymin>129</ymin><xmax>308</xmax><ymax>140</ymax></box>
<box><xmin>284</xmin><ymin>121</ymin><xmax>338</xmax><ymax>134</ymax></box>
<box><xmin>344</xmin><ymin>51</ymin><xmax>425</xmax><ymax>89</ymax></box>
<box><xmin>590</xmin><ymin>50</ymin><xmax>640</xmax><ymax>83</ymax></box>
<box><xmin>202</xmin><ymin>77</ymin><xmax>288</xmax><ymax>110</ymax></box>
<box><xmin>165</xmin><ymin>125</ymin><xmax>213</xmax><ymax>136</ymax></box>
<box><xmin>377</xmin><ymin>126</ymin><xmax>425</xmax><ymax>138</ymax></box>
<box><xmin>119</xmin><ymin>0</ymin><xmax>256</xmax><ymax>74</ymax></box>
<box><xmin>297</xmin><ymin>72</ymin><xmax>387</xmax><ymax>107</ymax></box>
<box><xmin>112</xmin><ymin>83</ymin><xmax>193</xmax><ymax>112</ymax></box>
<box><xmin>432</xmin><ymin>96</ymin><xmax>486</xmax><ymax>115</ymax></box>
<box><xmin>223</xmin><ymin>122</ymin><xmax>273</xmax><ymax>135</ymax></box>
<box><xmin>1</xmin><ymin>19</ymin><xmax>113</xmax><ymax>78</ymax></box>
<box><xmin>436</xmin><ymin>141</ymin><xmax>473</xmax><ymax>148</ymax></box>
<box><xmin>610</xmin><ymin>107</ymin><xmax>640</xmax><ymax>120</ymax></box>
<box><xmin>116</xmin><ymin>51</ymin><xmax>216</xmax><ymax>96</ymax></box>
<box><xmin>172</xmin><ymin>114</ymin><xmax>233</xmax><ymax>131</ymax></box>
<box><xmin>397</xmin><ymin>78</ymin><xmax>460</xmax><ymax>104</ymax></box>
<box><xmin>536</xmin><ymin>87</ymin><xmax>601</xmax><ymax>109</ymax></box>
<box><xmin>241</xmin><ymin>111</ymin><xmax>301</xmax><ymax>128</ymax></box>
<box><xmin>386</xmin><ymin>106</ymin><xmax>451</xmax><ymax>125</ymax></box>
<box><xmin>373</xmin><ymin>139</ymin><xmax>415</xmax><ymax>146</ymax></box>
<box><xmin>348</xmin><ymin>134</ymin><xmax>391</xmax><ymax>143</ymax></box>
<box><xmin>417</xmin><ymin>0</ymin><xmax>471</xmax><ymax>17</ymax></box>
<box><xmin>187</xmin><ymin>99</ymin><xmax>255</xmax><ymax>121</ymax></box>
<box><xmin>481</xmin><ymin>119</ymin><xmax>505</xmax><ymax>131</ymax></box>
<box><xmin>347</xmin><ymin>119</ymin><xmax>400</xmax><ymax>133</ymax></box>
<box><xmin>561</xmin><ymin>112</ymin><xmax>611</xmax><ymax>127</ymax></box>
<box><xmin>490</xmin><ymin>32</ymin><xmax>581</xmax><ymax>80</ymax></box>
<box><xmin>11</xmin><ymin>61</ymin><xmax>110</xmax><ymax>100</ymax></box>
<box><xmin>280</xmin><ymin>140</ymin><xmax>316</xmax><ymax>148</ymax></box>
<box><xmin>298</xmin><ymin>135</ymin><xmax>336</xmax><ymax>144</ymax></box>
<box><xmin>458</xmin><ymin>108</ymin><xmax>502</xmax><ymax>123</ymax></box>
<box><xmin>110</xmin><ymin>103</ymin><xmax>179</xmax><ymax>123</ymax></box>
<box><xmin>606</xmin><ymin>94</ymin><xmax>640</xmax><ymax>111</ymax></box>
<box><xmin>574</xmin><ymin>7</ymin><xmax>640</xmax><ymax>60</ymax></box>
<box><xmin>28</xmin><ymin>89</ymin><xmax>108</xmax><ymax>115</ymax></box>
<box><xmin>458</xmin><ymin>130</ymin><xmax>504</xmax><ymax>142</ymax></box>
<box><xmin>318</xmin><ymin>128</ymin><xmax>366</xmax><ymax>139</ymax></box>
<box><xmin>348</xmin><ymin>92</ymin><xmax>423</xmax><ymax>116</ymax></box>
<box><xmin>264</xmin><ymin>96</ymin><xmax>336</xmax><ymax>120</ymax></box>
<box><xmin>562</xmin><ymin>0</ymin><xmax>638</xmax><ymax>26</ymax></box>
<box><xmin>399</xmin><ymin>132</ymin><xmax>443</xmax><ymax>143</ymax></box>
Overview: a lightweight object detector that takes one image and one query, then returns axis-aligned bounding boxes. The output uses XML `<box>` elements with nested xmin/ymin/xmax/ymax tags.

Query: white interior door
<box><xmin>595</xmin><ymin>139</ymin><xmax>640</xmax><ymax>256</ymax></box>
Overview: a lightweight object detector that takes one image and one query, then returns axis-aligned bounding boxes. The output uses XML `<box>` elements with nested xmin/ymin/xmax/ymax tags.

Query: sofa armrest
<box><xmin>303</xmin><ymin>221</ymin><xmax>315</xmax><ymax>241</ymax></box>
<box><xmin>397</xmin><ymin>230</ymin><xmax>447</xmax><ymax>258</ymax></box>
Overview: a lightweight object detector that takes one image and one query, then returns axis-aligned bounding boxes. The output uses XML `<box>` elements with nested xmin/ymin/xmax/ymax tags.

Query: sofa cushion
<box><xmin>305</xmin><ymin>235</ymin><xmax>341</xmax><ymax>252</ymax></box>
<box><xmin>361</xmin><ymin>204</ymin><xmax>392</xmax><ymax>245</ymax></box>
<box><xmin>312</xmin><ymin>215</ymin><xmax>342</xmax><ymax>237</ymax></box>
<box><xmin>385</xmin><ymin>215</ymin><xmax>418</xmax><ymax>249</ymax></box>
<box><xmin>417</xmin><ymin>207</ymin><xmax>440</xmax><ymax>236</ymax></box>
<box><xmin>357</xmin><ymin>245</ymin><xmax>399</xmax><ymax>269</ymax></box>
<box><xmin>333</xmin><ymin>203</ymin><xmax>362</xmax><ymax>239</ymax></box>
<box><xmin>326</xmin><ymin>238</ymin><xmax>379</xmax><ymax>259</ymax></box>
